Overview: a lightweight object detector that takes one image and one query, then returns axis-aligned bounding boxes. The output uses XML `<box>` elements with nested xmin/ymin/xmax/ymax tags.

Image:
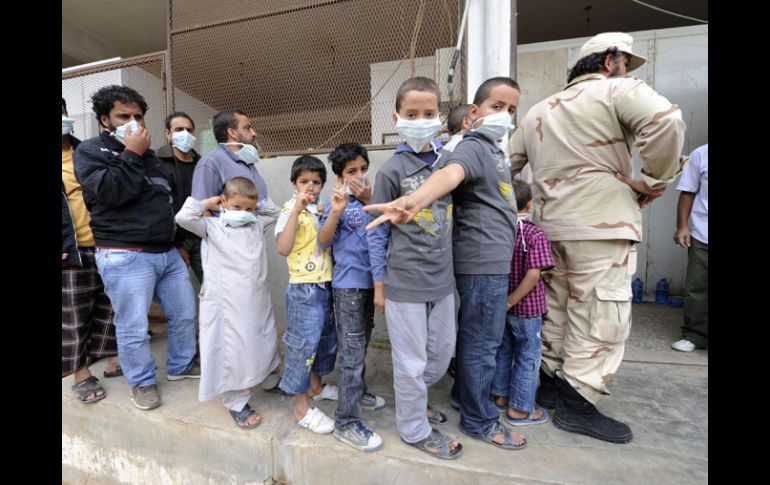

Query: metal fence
<box><xmin>169</xmin><ymin>0</ymin><xmax>465</xmax><ymax>155</ymax></box>
<box><xmin>62</xmin><ymin>52</ymin><xmax>170</xmax><ymax>151</ymax></box>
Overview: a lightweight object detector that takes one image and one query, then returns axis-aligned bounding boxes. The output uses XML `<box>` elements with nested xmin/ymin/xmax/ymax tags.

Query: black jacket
<box><xmin>62</xmin><ymin>135</ymin><xmax>83</xmax><ymax>269</ymax></box>
<box><xmin>73</xmin><ymin>132</ymin><xmax>180</xmax><ymax>252</ymax></box>
<box><xmin>156</xmin><ymin>143</ymin><xmax>201</xmax><ymax>241</ymax></box>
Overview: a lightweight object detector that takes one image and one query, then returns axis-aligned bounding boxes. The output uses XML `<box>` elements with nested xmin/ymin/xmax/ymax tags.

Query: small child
<box><xmin>275</xmin><ymin>155</ymin><xmax>338</xmax><ymax>434</ymax></box>
<box><xmin>175</xmin><ymin>177</ymin><xmax>281</xmax><ymax>429</ymax></box>
<box><xmin>491</xmin><ymin>179</ymin><xmax>554</xmax><ymax>427</ymax></box>
<box><xmin>318</xmin><ymin>143</ymin><xmax>386</xmax><ymax>452</ymax></box>
<box><xmin>368</xmin><ymin>77</ymin><xmax>462</xmax><ymax>460</ymax></box>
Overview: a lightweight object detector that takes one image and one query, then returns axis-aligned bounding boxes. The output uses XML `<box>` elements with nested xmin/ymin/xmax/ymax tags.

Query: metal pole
<box><xmin>510</xmin><ymin>0</ymin><xmax>517</xmax><ymax>80</ymax></box>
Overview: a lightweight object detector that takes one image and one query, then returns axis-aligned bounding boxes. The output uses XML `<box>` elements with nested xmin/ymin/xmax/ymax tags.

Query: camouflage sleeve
<box><xmin>614</xmin><ymin>79</ymin><xmax>687</xmax><ymax>189</ymax></box>
<box><xmin>508</xmin><ymin>120</ymin><xmax>528</xmax><ymax>176</ymax></box>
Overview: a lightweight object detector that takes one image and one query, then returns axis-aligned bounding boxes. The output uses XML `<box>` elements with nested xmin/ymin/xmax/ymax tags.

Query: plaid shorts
<box><xmin>62</xmin><ymin>247</ymin><xmax>118</xmax><ymax>377</ymax></box>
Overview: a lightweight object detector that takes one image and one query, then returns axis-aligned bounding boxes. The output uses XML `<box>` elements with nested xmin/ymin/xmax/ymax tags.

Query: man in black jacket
<box><xmin>74</xmin><ymin>85</ymin><xmax>199</xmax><ymax>411</ymax></box>
<box><xmin>157</xmin><ymin>111</ymin><xmax>203</xmax><ymax>283</ymax></box>
<box><xmin>62</xmin><ymin>98</ymin><xmax>121</xmax><ymax>404</ymax></box>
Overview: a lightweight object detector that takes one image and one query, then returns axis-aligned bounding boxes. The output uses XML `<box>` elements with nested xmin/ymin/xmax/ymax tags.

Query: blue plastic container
<box><xmin>632</xmin><ymin>278</ymin><xmax>644</xmax><ymax>303</ymax></box>
<box><xmin>655</xmin><ymin>279</ymin><xmax>669</xmax><ymax>304</ymax></box>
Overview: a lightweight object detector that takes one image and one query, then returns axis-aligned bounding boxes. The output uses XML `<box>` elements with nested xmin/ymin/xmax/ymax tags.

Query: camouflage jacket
<box><xmin>508</xmin><ymin>73</ymin><xmax>687</xmax><ymax>242</ymax></box>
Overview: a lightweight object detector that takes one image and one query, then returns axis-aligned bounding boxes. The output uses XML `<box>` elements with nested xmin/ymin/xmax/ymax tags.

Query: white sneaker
<box><xmin>672</xmin><ymin>339</ymin><xmax>696</xmax><ymax>352</ymax></box>
<box><xmin>298</xmin><ymin>406</ymin><xmax>335</xmax><ymax>434</ymax></box>
<box><xmin>360</xmin><ymin>391</ymin><xmax>386</xmax><ymax>411</ymax></box>
<box><xmin>311</xmin><ymin>384</ymin><xmax>339</xmax><ymax>401</ymax></box>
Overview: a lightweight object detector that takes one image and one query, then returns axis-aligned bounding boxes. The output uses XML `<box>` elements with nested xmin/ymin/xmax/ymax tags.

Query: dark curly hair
<box><xmin>328</xmin><ymin>143</ymin><xmax>369</xmax><ymax>176</ymax></box>
<box><xmin>90</xmin><ymin>85</ymin><xmax>148</xmax><ymax>127</ymax></box>
<box><xmin>567</xmin><ymin>48</ymin><xmax>622</xmax><ymax>83</ymax></box>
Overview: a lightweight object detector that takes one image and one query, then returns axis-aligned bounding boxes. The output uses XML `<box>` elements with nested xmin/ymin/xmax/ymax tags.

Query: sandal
<box><xmin>427</xmin><ymin>404</ymin><xmax>448</xmax><ymax>424</ymax></box>
<box><xmin>229</xmin><ymin>403</ymin><xmax>261</xmax><ymax>430</ymax></box>
<box><xmin>103</xmin><ymin>365</ymin><xmax>123</xmax><ymax>378</ymax></box>
<box><xmin>402</xmin><ymin>428</ymin><xmax>463</xmax><ymax>460</ymax></box>
<box><xmin>71</xmin><ymin>376</ymin><xmax>106</xmax><ymax>404</ymax></box>
<box><xmin>503</xmin><ymin>407</ymin><xmax>550</xmax><ymax>427</ymax></box>
<box><xmin>461</xmin><ymin>421</ymin><xmax>527</xmax><ymax>450</ymax></box>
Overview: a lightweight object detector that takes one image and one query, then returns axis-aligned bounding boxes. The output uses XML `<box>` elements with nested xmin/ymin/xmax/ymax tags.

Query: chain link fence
<box><xmin>62</xmin><ymin>52</ymin><xmax>170</xmax><ymax>151</ymax></box>
<box><xmin>169</xmin><ymin>0</ymin><xmax>466</xmax><ymax>155</ymax></box>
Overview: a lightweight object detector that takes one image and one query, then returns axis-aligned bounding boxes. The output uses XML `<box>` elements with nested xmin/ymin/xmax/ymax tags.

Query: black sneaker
<box><xmin>536</xmin><ymin>369</ymin><xmax>558</xmax><ymax>409</ymax></box>
<box><xmin>167</xmin><ymin>361</ymin><xmax>201</xmax><ymax>381</ymax></box>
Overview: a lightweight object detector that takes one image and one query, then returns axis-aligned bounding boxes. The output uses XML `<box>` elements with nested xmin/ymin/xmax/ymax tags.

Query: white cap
<box><xmin>576</xmin><ymin>32</ymin><xmax>646</xmax><ymax>72</ymax></box>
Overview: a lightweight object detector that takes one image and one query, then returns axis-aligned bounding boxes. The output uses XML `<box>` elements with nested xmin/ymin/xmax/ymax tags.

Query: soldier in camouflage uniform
<box><xmin>508</xmin><ymin>32</ymin><xmax>687</xmax><ymax>443</ymax></box>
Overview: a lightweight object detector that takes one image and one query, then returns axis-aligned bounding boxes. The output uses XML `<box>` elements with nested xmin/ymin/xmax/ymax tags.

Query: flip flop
<box><xmin>71</xmin><ymin>376</ymin><xmax>106</xmax><ymax>404</ymax></box>
<box><xmin>427</xmin><ymin>404</ymin><xmax>448</xmax><ymax>424</ymax></box>
<box><xmin>402</xmin><ymin>428</ymin><xmax>463</xmax><ymax>460</ymax></box>
<box><xmin>229</xmin><ymin>403</ymin><xmax>261</xmax><ymax>430</ymax></box>
<box><xmin>461</xmin><ymin>421</ymin><xmax>527</xmax><ymax>450</ymax></box>
<box><xmin>503</xmin><ymin>407</ymin><xmax>550</xmax><ymax>427</ymax></box>
<box><xmin>103</xmin><ymin>365</ymin><xmax>123</xmax><ymax>378</ymax></box>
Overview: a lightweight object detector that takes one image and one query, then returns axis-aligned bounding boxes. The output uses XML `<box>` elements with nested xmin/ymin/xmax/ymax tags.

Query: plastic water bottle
<box><xmin>632</xmin><ymin>278</ymin><xmax>643</xmax><ymax>303</ymax></box>
<box><xmin>655</xmin><ymin>278</ymin><xmax>669</xmax><ymax>304</ymax></box>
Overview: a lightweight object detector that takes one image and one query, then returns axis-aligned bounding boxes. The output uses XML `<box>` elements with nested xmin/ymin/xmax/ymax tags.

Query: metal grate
<box><xmin>169</xmin><ymin>0</ymin><xmax>465</xmax><ymax>155</ymax></box>
<box><xmin>62</xmin><ymin>53</ymin><xmax>170</xmax><ymax>151</ymax></box>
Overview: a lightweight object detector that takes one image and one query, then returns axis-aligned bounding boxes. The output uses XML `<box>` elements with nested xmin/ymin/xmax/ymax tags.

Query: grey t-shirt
<box><xmin>370</xmin><ymin>149</ymin><xmax>455</xmax><ymax>303</ymax></box>
<box><xmin>445</xmin><ymin>132</ymin><xmax>518</xmax><ymax>275</ymax></box>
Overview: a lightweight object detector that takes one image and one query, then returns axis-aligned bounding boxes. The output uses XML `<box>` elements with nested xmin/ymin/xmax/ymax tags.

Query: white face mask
<box><xmin>112</xmin><ymin>119</ymin><xmax>141</xmax><ymax>145</ymax></box>
<box><xmin>471</xmin><ymin>111</ymin><xmax>515</xmax><ymax>141</ymax></box>
<box><xmin>224</xmin><ymin>142</ymin><xmax>260</xmax><ymax>164</ymax></box>
<box><xmin>171</xmin><ymin>130</ymin><xmax>196</xmax><ymax>153</ymax></box>
<box><xmin>221</xmin><ymin>208</ymin><xmax>257</xmax><ymax>227</ymax></box>
<box><xmin>346</xmin><ymin>174</ymin><xmax>369</xmax><ymax>196</ymax></box>
<box><xmin>62</xmin><ymin>116</ymin><xmax>75</xmax><ymax>136</ymax></box>
<box><xmin>395</xmin><ymin>115</ymin><xmax>442</xmax><ymax>153</ymax></box>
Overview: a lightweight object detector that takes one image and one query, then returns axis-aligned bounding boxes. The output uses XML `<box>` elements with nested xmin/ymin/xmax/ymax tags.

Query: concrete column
<box><xmin>466</xmin><ymin>0</ymin><xmax>511</xmax><ymax>102</ymax></box>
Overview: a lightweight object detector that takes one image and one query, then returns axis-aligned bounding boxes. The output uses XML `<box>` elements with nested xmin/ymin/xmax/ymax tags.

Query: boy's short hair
<box><xmin>395</xmin><ymin>76</ymin><xmax>441</xmax><ymax>112</ymax></box>
<box><xmin>472</xmin><ymin>77</ymin><xmax>520</xmax><ymax>106</ymax></box>
<box><xmin>328</xmin><ymin>143</ymin><xmax>369</xmax><ymax>176</ymax></box>
<box><xmin>447</xmin><ymin>104</ymin><xmax>471</xmax><ymax>135</ymax></box>
<box><xmin>165</xmin><ymin>111</ymin><xmax>195</xmax><ymax>130</ymax></box>
<box><xmin>91</xmin><ymin>85</ymin><xmax>148</xmax><ymax>123</ymax></box>
<box><xmin>62</xmin><ymin>97</ymin><xmax>67</xmax><ymax>112</ymax></box>
<box><xmin>511</xmin><ymin>179</ymin><xmax>532</xmax><ymax>210</ymax></box>
<box><xmin>290</xmin><ymin>155</ymin><xmax>327</xmax><ymax>184</ymax></box>
<box><xmin>223</xmin><ymin>176</ymin><xmax>259</xmax><ymax>200</ymax></box>
<box><xmin>213</xmin><ymin>109</ymin><xmax>247</xmax><ymax>143</ymax></box>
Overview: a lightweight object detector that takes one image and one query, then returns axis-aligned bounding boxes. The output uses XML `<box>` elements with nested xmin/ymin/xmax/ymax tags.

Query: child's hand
<box><xmin>294</xmin><ymin>186</ymin><xmax>312</xmax><ymax>212</ymax></box>
<box><xmin>330</xmin><ymin>176</ymin><xmax>349</xmax><ymax>215</ymax></box>
<box><xmin>374</xmin><ymin>282</ymin><xmax>385</xmax><ymax>314</ymax></box>
<box><xmin>202</xmin><ymin>195</ymin><xmax>224</xmax><ymax>211</ymax></box>
<box><xmin>348</xmin><ymin>175</ymin><xmax>371</xmax><ymax>205</ymax></box>
<box><xmin>506</xmin><ymin>293</ymin><xmax>516</xmax><ymax>311</ymax></box>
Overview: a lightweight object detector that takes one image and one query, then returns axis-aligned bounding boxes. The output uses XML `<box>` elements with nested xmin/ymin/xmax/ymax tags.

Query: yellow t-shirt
<box><xmin>276</xmin><ymin>200</ymin><xmax>332</xmax><ymax>284</ymax></box>
<box><xmin>62</xmin><ymin>147</ymin><xmax>95</xmax><ymax>247</ymax></box>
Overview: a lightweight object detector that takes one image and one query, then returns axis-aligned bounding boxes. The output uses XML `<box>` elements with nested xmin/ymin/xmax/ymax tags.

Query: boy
<box><xmin>275</xmin><ymin>156</ymin><xmax>338</xmax><ymax>434</ymax></box>
<box><xmin>491</xmin><ymin>180</ymin><xmax>553</xmax><ymax>427</ymax></box>
<box><xmin>368</xmin><ymin>77</ymin><xmax>462</xmax><ymax>460</ymax></box>
<box><xmin>366</xmin><ymin>77</ymin><xmax>526</xmax><ymax>450</ymax></box>
<box><xmin>175</xmin><ymin>177</ymin><xmax>281</xmax><ymax>429</ymax></box>
<box><xmin>318</xmin><ymin>143</ymin><xmax>386</xmax><ymax>452</ymax></box>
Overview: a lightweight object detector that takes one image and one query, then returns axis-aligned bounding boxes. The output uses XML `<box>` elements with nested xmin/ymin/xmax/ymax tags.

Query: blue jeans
<box><xmin>491</xmin><ymin>314</ymin><xmax>543</xmax><ymax>413</ymax></box>
<box><xmin>451</xmin><ymin>274</ymin><xmax>510</xmax><ymax>436</ymax></box>
<box><xmin>333</xmin><ymin>288</ymin><xmax>374</xmax><ymax>429</ymax></box>
<box><xmin>95</xmin><ymin>248</ymin><xmax>198</xmax><ymax>388</ymax></box>
<box><xmin>279</xmin><ymin>282</ymin><xmax>337</xmax><ymax>395</ymax></box>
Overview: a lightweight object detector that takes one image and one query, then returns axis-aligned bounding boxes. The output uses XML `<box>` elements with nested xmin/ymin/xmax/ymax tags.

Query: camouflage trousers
<box><xmin>540</xmin><ymin>240</ymin><xmax>636</xmax><ymax>404</ymax></box>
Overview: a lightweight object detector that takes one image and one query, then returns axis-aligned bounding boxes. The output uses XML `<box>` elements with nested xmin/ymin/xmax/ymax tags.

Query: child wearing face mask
<box><xmin>364</xmin><ymin>77</ymin><xmax>527</xmax><ymax>451</ymax></box>
<box><xmin>367</xmin><ymin>77</ymin><xmax>462</xmax><ymax>460</ymax></box>
<box><xmin>175</xmin><ymin>177</ymin><xmax>281</xmax><ymax>430</ymax></box>
<box><xmin>274</xmin><ymin>156</ymin><xmax>339</xmax><ymax>435</ymax></box>
<box><xmin>490</xmin><ymin>179</ymin><xmax>554</xmax><ymax>428</ymax></box>
<box><xmin>317</xmin><ymin>143</ymin><xmax>386</xmax><ymax>452</ymax></box>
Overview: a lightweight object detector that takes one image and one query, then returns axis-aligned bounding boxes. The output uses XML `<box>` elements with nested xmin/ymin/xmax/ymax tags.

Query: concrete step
<box><xmin>63</xmin><ymin>326</ymin><xmax>707</xmax><ymax>485</ymax></box>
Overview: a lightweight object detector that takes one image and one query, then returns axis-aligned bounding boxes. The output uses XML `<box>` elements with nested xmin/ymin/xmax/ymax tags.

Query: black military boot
<box><xmin>536</xmin><ymin>369</ymin><xmax>558</xmax><ymax>409</ymax></box>
<box><xmin>553</xmin><ymin>374</ymin><xmax>633</xmax><ymax>444</ymax></box>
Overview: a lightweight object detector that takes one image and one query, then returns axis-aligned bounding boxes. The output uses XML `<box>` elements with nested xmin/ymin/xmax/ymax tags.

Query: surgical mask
<box><xmin>307</xmin><ymin>196</ymin><xmax>323</xmax><ymax>215</ymax></box>
<box><xmin>224</xmin><ymin>143</ymin><xmax>260</xmax><ymax>164</ymax></box>
<box><xmin>395</xmin><ymin>115</ymin><xmax>442</xmax><ymax>153</ymax></box>
<box><xmin>221</xmin><ymin>208</ymin><xmax>257</xmax><ymax>227</ymax></box>
<box><xmin>62</xmin><ymin>116</ymin><xmax>75</xmax><ymax>135</ymax></box>
<box><xmin>471</xmin><ymin>111</ymin><xmax>515</xmax><ymax>141</ymax></box>
<box><xmin>112</xmin><ymin>119</ymin><xmax>141</xmax><ymax>145</ymax></box>
<box><xmin>346</xmin><ymin>174</ymin><xmax>369</xmax><ymax>196</ymax></box>
<box><xmin>171</xmin><ymin>130</ymin><xmax>196</xmax><ymax>153</ymax></box>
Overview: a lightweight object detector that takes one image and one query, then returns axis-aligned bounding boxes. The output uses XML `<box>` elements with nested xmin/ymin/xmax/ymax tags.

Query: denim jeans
<box><xmin>491</xmin><ymin>314</ymin><xmax>543</xmax><ymax>413</ymax></box>
<box><xmin>279</xmin><ymin>282</ymin><xmax>337</xmax><ymax>395</ymax></box>
<box><xmin>451</xmin><ymin>273</ymin><xmax>510</xmax><ymax>436</ymax></box>
<box><xmin>95</xmin><ymin>248</ymin><xmax>198</xmax><ymax>388</ymax></box>
<box><xmin>333</xmin><ymin>288</ymin><xmax>374</xmax><ymax>429</ymax></box>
